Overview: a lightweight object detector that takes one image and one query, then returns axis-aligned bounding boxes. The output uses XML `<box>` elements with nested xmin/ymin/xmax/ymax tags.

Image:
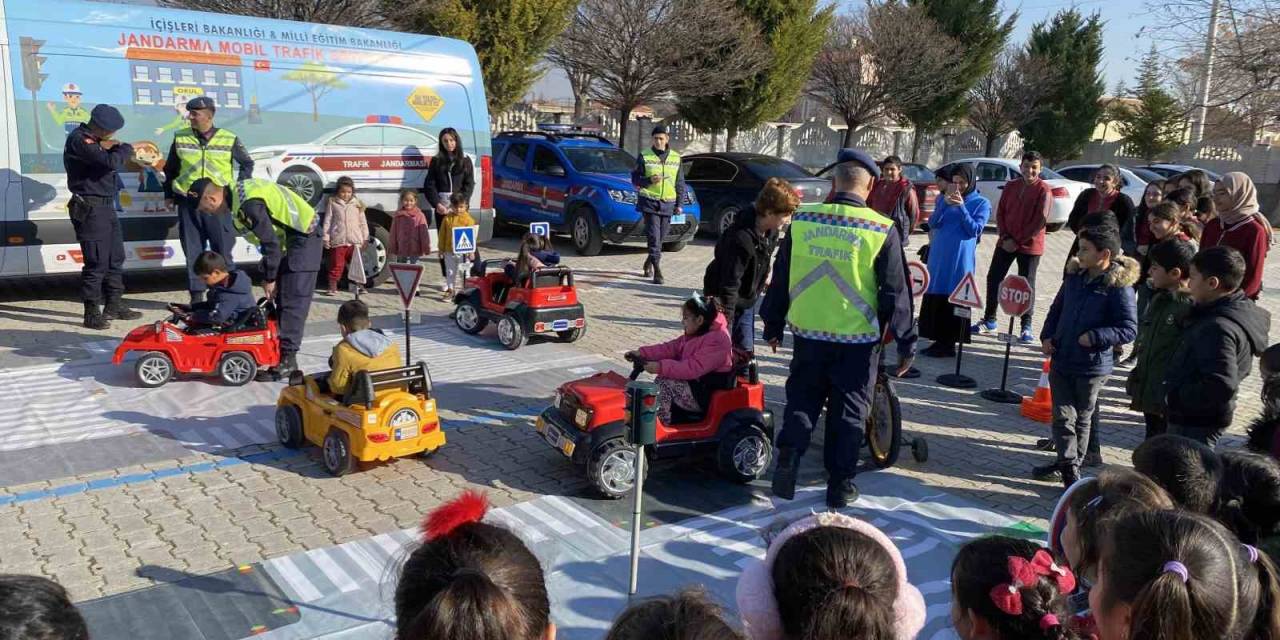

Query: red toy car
<box><xmin>112</xmin><ymin>299</ymin><xmax>280</xmax><ymax>388</ymax></box>
<box><xmin>535</xmin><ymin>353</ymin><xmax>774</xmax><ymax>498</ymax></box>
<box><xmin>453</xmin><ymin>259</ymin><xmax>586</xmax><ymax>350</ymax></box>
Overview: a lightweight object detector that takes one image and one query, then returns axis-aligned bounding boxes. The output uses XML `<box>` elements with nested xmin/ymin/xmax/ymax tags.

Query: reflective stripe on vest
<box><xmin>785</xmin><ymin>202</ymin><xmax>893</xmax><ymax>344</ymax></box>
<box><xmin>638</xmin><ymin>148</ymin><xmax>680</xmax><ymax>202</ymax></box>
<box><xmin>229</xmin><ymin>179</ymin><xmax>318</xmax><ymax>251</ymax></box>
<box><xmin>172</xmin><ymin>128</ymin><xmax>237</xmax><ymax>192</ymax></box>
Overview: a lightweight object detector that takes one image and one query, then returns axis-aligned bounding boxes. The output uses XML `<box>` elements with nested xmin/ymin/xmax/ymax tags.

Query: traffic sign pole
<box><xmin>980</xmin><ymin>275</ymin><xmax>1032</xmax><ymax>403</ymax></box>
<box><xmin>388</xmin><ymin>263</ymin><xmax>426</xmax><ymax>367</ymax></box>
<box><xmin>939</xmin><ymin>274</ymin><xmax>981</xmax><ymax>388</ymax></box>
<box><xmin>979</xmin><ymin>315</ymin><xmax>1022</xmax><ymax>403</ymax></box>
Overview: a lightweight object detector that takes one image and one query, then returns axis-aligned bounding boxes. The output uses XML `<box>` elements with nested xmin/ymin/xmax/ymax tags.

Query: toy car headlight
<box><xmin>608</xmin><ymin>189</ymin><xmax>637</xmax><ymax>204</ymax></box>
<box><xmin>390</xmin><ymin>408</ymin><xmax>419</xmax><ymax>427</ymax></box>
<box><xmin>575</xmin><ymin>408</ymin><xmax>592</xmax><ymax>428</ymax></box>
<box><xmin>553</xmin><ymin>390</ymin><xmax>563</xmax><ymax>409</ymax></box>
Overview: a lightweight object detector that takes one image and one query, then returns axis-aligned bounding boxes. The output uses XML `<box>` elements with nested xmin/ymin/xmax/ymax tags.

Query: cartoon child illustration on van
<box><xmin>47</xmin><ymin>83</ymin><xmax>89</xmax><ymax>134</ymax></box>
<box><xmin>127</xmin><ymin>141</ymin><xmax>166</xmax><ymax>213</ymax></box>
<box><xmin>154</xmin><ymin>97</ymin><xmax>190</xmax><ymax>136</ymax></box>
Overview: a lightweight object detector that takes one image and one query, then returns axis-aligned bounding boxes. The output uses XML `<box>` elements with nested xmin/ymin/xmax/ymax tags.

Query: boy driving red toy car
<box><xmin>166</xmin><ymin>251</ymin><xmax>255</xmax><ymax>334</ymax></box>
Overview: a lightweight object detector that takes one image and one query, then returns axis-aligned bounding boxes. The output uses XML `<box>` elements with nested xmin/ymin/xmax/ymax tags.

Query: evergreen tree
<box><xmin>902</xmin><ymin>0</ymin><xmax>1016</xmax><ymax>159</ymax></box>
<box><xmin>1020</xmin><ymin>10</ymin><xmax>1105</xmax><ymax>164</ymax></box>
<box><xmin>1114</xmin><ymin>46</ymin><xmax>1184</xmax><ymax>161</ymax></box>
<box><xmin>383</xmin><ymin>0</ymin><xmax>577</xmax><ymax>113</ymax></box>
<box><xmin>677</xmin><ymin>0</ymin><xmax>834</xmax><ymax>150</ymax></box>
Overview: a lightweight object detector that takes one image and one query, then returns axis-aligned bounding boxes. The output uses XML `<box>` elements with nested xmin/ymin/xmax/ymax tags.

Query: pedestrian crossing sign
<box><xmin>452</xmin><ymin>226</ymin><xmax>477</xmax><ymax>254</ymax></box>
<box><xmin>530</xmin><ymin>222</ymin><xmax>550</xmax><ymax>238</ymax></box>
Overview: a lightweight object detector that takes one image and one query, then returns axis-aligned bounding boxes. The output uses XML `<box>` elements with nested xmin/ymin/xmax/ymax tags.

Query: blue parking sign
<box><xmin>452</xmin><ymin>225</ymin><xmax>478</xmax><ymax>254</ymax></box>
<box><xmin>530</xmin><ymin>222</ymin><xmax>551</xmax><ymax>238</ymax></box>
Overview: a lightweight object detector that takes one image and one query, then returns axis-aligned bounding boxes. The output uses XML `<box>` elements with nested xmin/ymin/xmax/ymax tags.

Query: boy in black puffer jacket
<box><xmin>1164</xmin><ymin>246</ymin><xmax>1271</xmax><ymax>447</ymax></box>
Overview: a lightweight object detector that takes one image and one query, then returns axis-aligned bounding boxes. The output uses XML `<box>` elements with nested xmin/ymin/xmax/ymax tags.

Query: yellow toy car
<box><xmin>275</xmin><ymin>362</ymin><xmax>445</xmax><ymax>476</ymax></box>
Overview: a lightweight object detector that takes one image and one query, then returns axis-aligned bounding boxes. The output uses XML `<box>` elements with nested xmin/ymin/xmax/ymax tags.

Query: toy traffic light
<box><xmin>624</xmin><ymin>380</ymin><xmax>659</xmax><ymax>446</ymax></box>
<box><xmin>19</xmin><ymin>37</ymin><xmax>47</xmax><ymax>92</ymax></box>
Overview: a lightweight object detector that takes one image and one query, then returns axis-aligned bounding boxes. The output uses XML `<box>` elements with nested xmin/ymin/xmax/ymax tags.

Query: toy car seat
<box><xmin>669</xmin><ymin>369</ymin><xmax>738</xmax><ymax>424</ymax></box>
<box><xmin>344</xmin><ymin>363</ymin><xmax>433</xmax><ymax>408</ymax></box>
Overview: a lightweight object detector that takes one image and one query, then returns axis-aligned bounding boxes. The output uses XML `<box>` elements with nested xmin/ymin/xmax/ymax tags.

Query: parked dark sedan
<box><xmin>816</xmin><ymin>161</ymin><xmax>938</xmax><ymax>230</ymax></box>
<box><xmin>683</xmin><ymin>153</ymin><xmax>831</xmax><ymax>236</ymax></box>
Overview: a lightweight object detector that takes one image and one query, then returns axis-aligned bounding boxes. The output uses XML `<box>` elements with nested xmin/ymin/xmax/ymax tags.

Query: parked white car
<box><xmin>935</xmin><ymin>158</ymin><xmax>1090</xmax><ymax>232</ymax></box>
<box><xmin>1056</xmin><ymin>164</ymin><xmax>1149</xmax><ymax>206</ymax></box>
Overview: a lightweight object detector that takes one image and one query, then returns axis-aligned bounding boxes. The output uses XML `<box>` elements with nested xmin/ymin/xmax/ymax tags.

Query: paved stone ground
<box><xmin>0</xmin><ymin>227</ymin><xmax>1275</xmax><ymax>604</ymax></box>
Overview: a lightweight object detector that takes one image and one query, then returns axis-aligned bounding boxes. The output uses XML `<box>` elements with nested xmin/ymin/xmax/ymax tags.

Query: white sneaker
<box><xmin>439</xmin><ymin>283</ymin><xmax>449</xmax><ymax>292</ymax></box>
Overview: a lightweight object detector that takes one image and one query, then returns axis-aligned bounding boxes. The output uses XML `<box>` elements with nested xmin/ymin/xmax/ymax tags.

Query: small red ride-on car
<box><xmin>453</xmin><ymin>259</ymin><xmax>586</xmax><ymax>350</ymax></box>
<box><xmin>112</xmin><ymin>298</ymin><xmax>280</xmax><ymax>388</ymax></box>
<box><xmin>535</xmin><ymin>353</ymin><xmax>774</xmax><ymax>498</ymax></box>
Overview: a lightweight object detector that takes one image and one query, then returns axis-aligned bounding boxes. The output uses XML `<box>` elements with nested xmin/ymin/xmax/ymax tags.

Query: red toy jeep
<box><xmin>535</xmin><ymin>354</ymin><xmax>774</xmax><ymax>498</ymax></box>
<box><xmin>453</xmin><ymin>259</ymin><xmax>586</xmax><ymax>350</ymax></box>
<box><xmin>112</xmin><ymin>298</ymin><xmax>280</xmax><ymax>388</ymax></box>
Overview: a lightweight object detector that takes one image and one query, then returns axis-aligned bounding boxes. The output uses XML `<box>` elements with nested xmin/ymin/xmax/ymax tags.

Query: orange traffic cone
<box><xmin>1020</xmin><ymin>358</ymin><xmax>1053</xmax><ymax>423</ymax></box>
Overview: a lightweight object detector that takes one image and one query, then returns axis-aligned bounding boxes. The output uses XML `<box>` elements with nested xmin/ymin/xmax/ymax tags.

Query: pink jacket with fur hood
<box><xmin>735</xmin><ymin>512</ymin><xmax>927</xmax><ymax>640</ymax></box>
<box><xmin>636</xmin><ymin>311</ymin><xmax>733</xmax><ymax>381</ymax></box>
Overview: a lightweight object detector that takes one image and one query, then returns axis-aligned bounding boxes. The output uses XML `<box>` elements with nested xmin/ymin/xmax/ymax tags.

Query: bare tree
<box><xmin>967</xmin><ymin>47</ymin><xmax>1055</xmax><ymax>156</ymax></box>
<box><xmin>545</xmin><ymin>30</ymin><xmax>594</xmax><ymax>123</ymax></box>
<box><xmin>553</xmin><ymin>0</ymin><xmax>769</xmax><ymax>144</ymax></box>
<box><xmin>806</xmin><ymin>5</ymin><xmax>961</xmax><ymax>148</ymax></box>
<box><xmin>158</xmin><ymin>0</ymin><xmax>386</xmax><ymax>27</ymax></box>
<box><xmin>1146</xmin><ymin>0</ymin><xmax>1280</xmax><ymax>111</ymax></box>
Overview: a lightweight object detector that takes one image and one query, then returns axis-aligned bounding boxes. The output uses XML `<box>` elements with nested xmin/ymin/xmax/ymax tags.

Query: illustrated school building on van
<box><xmin>125</xmin><ymin>48</ymin><xmax>246</xmax><ymax>111</ymax></box>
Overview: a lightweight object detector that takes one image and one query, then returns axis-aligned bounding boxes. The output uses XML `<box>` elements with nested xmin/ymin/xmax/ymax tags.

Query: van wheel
<box><xmin>276</xmin><ymin>404</ymin><xmax>304</xmax><ymax>449</ymax></box>
<box><xmin>717</xmin><ymin>425</ymin><xmax>772</xmax><ymax>483</ymax></box>
<box><xmin>135</xmin><ymin>352</ymin><xmax>174</xmax><ymax>388</ymax></box>
<box><xmin>219</xmin><ymin>352</ymin><xmax>257</xmax><ymax>386</ymax></box>
<box><xmin>571</xmin><ymin>208</ymin><xmax>604</xmax><ymax>256</ymax></box>
<box><xmin>322</xmin><ymin>429</ymin><xmax>355</xmax><ymax>476</ymax></box>
<box><xmin>279</xmin><ymin>167</ymin><xmax>324</xmax><ymax>207</ymax></box>
<box><xmin>358</xmin><ymin>223</ymin><xmax>391</xmax><ymax>286</ymax></box>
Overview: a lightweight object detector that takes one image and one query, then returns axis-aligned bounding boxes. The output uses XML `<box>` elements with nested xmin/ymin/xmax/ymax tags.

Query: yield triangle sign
<box><xmin>948</xmin><ymin>271</ymin><xmax>983</xmax><ymax>309</ymax></box>
<box><xmin>389</xmin><ymin>262</ymin><xmax>425</xmax><ymax>309</ymax></box>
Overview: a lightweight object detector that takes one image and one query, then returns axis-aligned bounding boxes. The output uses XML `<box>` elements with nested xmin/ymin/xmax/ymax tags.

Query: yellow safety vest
<box><xmin>229</xmin><ymin>179</ymin><xmax>317</xmax><ymax>252</ymax></box>
<box><xmin>638</xmin><ymin>148</ymin><xmax>681</xmax><ymax>202</ymax></box>
<box><xmin>786</xmin><ymin>202</ymin><xmax>893</xmax><ymax>344</ymax></box>
<box><xmin>172</xmin><ymin>128</ymin><xmax>238</xmax><ymax>192</ymax></box>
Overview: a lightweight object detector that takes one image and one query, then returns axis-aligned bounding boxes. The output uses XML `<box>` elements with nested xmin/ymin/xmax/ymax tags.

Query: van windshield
<box><xmin>564</xmin><ymin>148</ymin><xmax>635</xmax><ymax>174</ymax></box>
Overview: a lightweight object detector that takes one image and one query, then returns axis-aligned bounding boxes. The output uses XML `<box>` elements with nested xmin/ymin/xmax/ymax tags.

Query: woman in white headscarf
<box><xmin>1203</xmin><ymin>172</ymin><xmax>1271</xmax><ymax>300</ymax></box>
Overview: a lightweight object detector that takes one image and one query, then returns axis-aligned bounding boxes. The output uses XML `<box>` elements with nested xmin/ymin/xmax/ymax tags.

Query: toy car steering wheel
<box><xmin>624</xmin><ymin>352</ymin><xmax>646</xmax><ymax>380</ymax></box>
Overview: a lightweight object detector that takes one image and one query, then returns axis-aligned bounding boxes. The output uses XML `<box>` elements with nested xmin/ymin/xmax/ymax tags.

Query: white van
<box><xmin>0</xmin><ymin>0</ymin><xmax>494</xmax><ymax>283</ymax></box>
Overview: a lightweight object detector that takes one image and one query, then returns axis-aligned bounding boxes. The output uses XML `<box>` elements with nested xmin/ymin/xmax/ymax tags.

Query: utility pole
<box><xmin>1190</xmin><ymin>0</ymin><xmax>1221</xmax><ymax>143</ymax></box>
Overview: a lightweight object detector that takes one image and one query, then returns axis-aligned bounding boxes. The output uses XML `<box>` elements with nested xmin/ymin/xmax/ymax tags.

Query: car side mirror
<box><xmin>545</xmin><ymin>165</ymin><xmax>566</xmax><ymax>177</ymax></box>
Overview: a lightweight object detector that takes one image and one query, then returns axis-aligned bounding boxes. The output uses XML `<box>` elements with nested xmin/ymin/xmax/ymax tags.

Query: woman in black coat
<box><xmin>702</xmin><ymin>178</ymin><xmax>798</xmax><ymax>353</ymax></box>
<box><xmin>423</xmin><ymin>127</ymin><xmax>474</xmax><ymax>278</ymax></box>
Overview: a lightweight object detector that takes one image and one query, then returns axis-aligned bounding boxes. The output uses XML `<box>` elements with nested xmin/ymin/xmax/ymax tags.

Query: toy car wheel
<box><xmin>322</xmin><ymin>429</ymin><xmax>355</xmax><ymax>476</ymax></box>
<box><xmin>497</xmin><ymin>314</ymin><xmax>525</xmax><ymax>350</ymax></box>
<box><xmin>570</xmin><ymin>207</ymin><xmax>604</xmax><ymax>256</ymax></box>
<box><xmin>276</xmin><ymin>404</ymin><xmax>305</xmax><ymax>449</ymax></box>
<box><xmin>865</xmin><ymin>379</ymin><xmax>903</xmax><ymax>468</ymax></box>
<box><xmin>717</xmin><ymin>424</ymin><xmax>772</xmax><ymax>483</ymax></box>
<box><xmin>454</xmin><ymin>301</ymin><xmax>488</xmax><ymax>335</ymax></box>
<box><xmin>588</xmin><ymin>439</ymin><xmax>644</xmax><ymax>499</ymax></box>
<box><xmin>556</xmin><ymin>327</ymin><xmax>584</xmax><ymax>342</ymax></box>
<box><xmin>219</xmin><ymin>352</ymin><xmax>257</xmax><ymax>386</ymax></box>
<box><xmin>134</xmin><ymin>352</ymin><xmax>174</xmax><ymax>388</ymax></box>
<box><xmin>911</xmin><ymin>437</ymin><xmax>929</xmax><ymax>463</ymax></box>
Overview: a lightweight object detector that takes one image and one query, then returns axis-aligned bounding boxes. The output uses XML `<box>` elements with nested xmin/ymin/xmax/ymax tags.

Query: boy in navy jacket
<box><xmin>168</xmin><ymin>251</ymin><xmax>255</xmax><ymax>333</ymax></box>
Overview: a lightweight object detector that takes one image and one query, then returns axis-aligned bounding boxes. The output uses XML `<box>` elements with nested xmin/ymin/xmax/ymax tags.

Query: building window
<box><xmin>135</xmin><ymin>87</ymin><xmax>153</xmax><ymax>105</ymax></box>
<box><xmin>225</xmin><ymin>92</ymin><xmax>242</xmax><ymax>108</ymax></box>
<box><xmin>132</xmin><ymin>65</ymin><xmax>150</xmax><ymax>82</ymax></box>
<box><xmin>158</xmin><ymin>67</ymin><xmax>173</xmax><ymax>83</ymax></box>
<box><xmin>203</xmin><ymin>69</ymin><xmax>217</xmax><ymax>85</ymax></box>
<box><xmin>160</xmin><ymin>89</ymin><xmax>174</xmax><ymax>105</ymax></box>
<box><xmin>179</xmin><ymin>68</ymin><xmax>194</xmax><ymax>83</ymax></box>
<box><xmin>205</xmin><ymin>91</ymin><xmax>218</xmax><ymax>107</ymax></box>
<box><xmin>223</xmin><ymin>71</ymin><xmax>240</xmax><ymax>86</ymax></box>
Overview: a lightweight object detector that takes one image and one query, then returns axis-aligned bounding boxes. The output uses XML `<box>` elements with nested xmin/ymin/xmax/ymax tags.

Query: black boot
<box><xmin>1032</xmin><ymin>461</ymin><xmax>1063</xmax><ymax>481</ymax></box>
<box><xmin>256</xmin><ymin>353</ymin><xmax>298</xmax><ymax>382</ymax></box>
<box><xmin>642</xmin><ymin>257</ymin><xmax>653</xmax><ymax>278</ymax></box>
<box><xmin>102</xmin><ymin>297</ymin><xmax>141</xmax><ymax>321</ymax></box>
<box><xmin>653</xmin><ymin>265</ymin><xmax>665</xmax><ymax>285</ymax></box>
<box><xmin>826</xmin><ymin>478</ymin><xmax>860</xmax><ymax>509</ymax></box>
<box><xmin>1061</xmin><ymin>464</ymin><xmax>1080</xmax><ymax>489</ymax></box>
<box><xmin>771</xmin><ymin>447</ymin><xmax>800</xmax><ymax>500</ymax></box>
<box><xmin>83</xmin><ymin>302</ymin><xmax>110</xmax><ymax>330</ymax></box>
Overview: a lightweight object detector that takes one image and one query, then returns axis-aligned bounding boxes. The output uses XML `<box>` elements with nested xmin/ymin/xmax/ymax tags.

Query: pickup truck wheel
<box><xmin>135</xmin><ymin>352</ymin><xmax>173</xmax><ymax>388</ymax></box>
<box><xmin>322</xmin><ymin>429</ymin><xmax>355</xmax><ymax>476</ymax></box>
<box><xmin>276</xmin><ymin>404</ymin><xmax>305</xmax><ymax>449</ymax></box>
<box><xmin>219</xmin><ymin>352</ymin><xmax>257</xmax><ymax>386</ymax></box>
<box><xmin>571</xmin><ymin>208</ymin><xmax>604</xmax><ymax>256</ymax></box>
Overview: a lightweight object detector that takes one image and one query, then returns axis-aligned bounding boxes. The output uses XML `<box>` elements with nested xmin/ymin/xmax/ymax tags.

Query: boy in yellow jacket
<box><xmin>328</xmin><ymin>300</ymin><xmax>401</xmax><ymax>396</ymax></box>
<box><xmin>436</xmin><ymin>192</ymin><xmax>476</xmax><ymax>299</ymax></box>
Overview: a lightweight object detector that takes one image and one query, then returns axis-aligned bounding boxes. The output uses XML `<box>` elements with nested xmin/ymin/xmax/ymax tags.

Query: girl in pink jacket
<box><xmin>627</xmin><ymin>294</ymin><xmax>734</xmax><ymax>424</ymax></box>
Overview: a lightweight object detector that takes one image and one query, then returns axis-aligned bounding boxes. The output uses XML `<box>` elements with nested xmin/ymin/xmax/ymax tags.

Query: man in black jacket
<box><xmin>1164</xmin><ymin>246</ymin><xmax>1271</xmax><ymax>446</ymax></box>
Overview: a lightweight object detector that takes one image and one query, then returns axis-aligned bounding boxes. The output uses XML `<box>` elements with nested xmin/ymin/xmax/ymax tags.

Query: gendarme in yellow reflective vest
<box><xmin>637</xmin><ymin>148</ymin><xmax>681</xmax><ymax>202</ymax></box>
<box><xmin>229</xmin><ymin>179</ymin><xmax>318</xmax><ymax>252</ymax></box>
<box><xmin>786</xmin><ymin>202</ymin><xmax>893</xmax><ymax>344</ymax></box>
<box><xmin>172</xmin><ymin>128</ymin><xmax>238</xmax><ymax>192</ymax></box>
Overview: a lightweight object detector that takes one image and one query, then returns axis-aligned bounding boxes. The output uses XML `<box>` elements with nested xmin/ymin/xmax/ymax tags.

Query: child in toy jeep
<box><xmin>452</xmin><ymin>236</ymin><xmax>584</xmax><ymax>350</ymax></box>
<box><xmin>534</xmin><ymin>294</ymin><xmax>774</xmax><ymax>498</ymax></box>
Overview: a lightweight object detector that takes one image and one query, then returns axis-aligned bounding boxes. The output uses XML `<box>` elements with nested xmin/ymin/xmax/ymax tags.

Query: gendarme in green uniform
<box><xmin>786</xmin><ymin>202</ymin><xmax>892</xmax><ymax>344</ymax></box>
<box><xmin>172</xmin><ymin>128</ymin><xmax>238</xmax><ymax>192</ymax></box>
<box><xmin>637</xmin><ymin>148</ymin><xmax>681</xmax><ymax>202</ymax></box>
<box><xmin>229</xmin><ymin>178</ymin><xmax>318</xmax><ymax>248</ymax></box>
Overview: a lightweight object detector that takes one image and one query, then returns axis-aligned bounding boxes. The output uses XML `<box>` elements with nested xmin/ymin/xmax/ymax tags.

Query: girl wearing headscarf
<box><xmin>1204</xmin><ymin>171</ymin><xmax>1271</xmax><ymax>299</ymax></box>
<box><xmin>918</xmin><ymin>163</ymin><xmax>991</xmax><ymax>358</ymax></box>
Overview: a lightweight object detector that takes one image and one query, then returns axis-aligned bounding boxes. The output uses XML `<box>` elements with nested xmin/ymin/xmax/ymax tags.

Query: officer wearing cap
<box><xmin>62</xmin><ymin>105</ymin><xmax>143</xmax><ymax>329</ymax></box>
<box><xmin>630</xmin><ymin>124</ymin><xmax>687</xmax><ymax>284</ymax></box>
<box><xmin>163</xmin><ymin>95</ymin><xmax>255</xmax><ymax>305</ymax></box>
<box><xmin>760</xmin><ymin>147</ymin><xmax>917</xmax><ymax>508</ymax></box>
<box><xmin>191</xmin><ymin>177</ymin><xmax>321</xmax><ymax>379</ymax></box>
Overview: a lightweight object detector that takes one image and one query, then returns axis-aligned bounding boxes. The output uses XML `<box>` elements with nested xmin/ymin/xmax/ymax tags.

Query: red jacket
<box><xmin>637</xmin><ymin>311</ymin><xmax>733</xmax><ymax>381</ymax></box>
<box><xmin>388</xmin><ymin>206</ymin><xmax>432</xmax><ymax>258</ymax></box>
<box><xmin>995</xmin><ymin>178</ymin><xmax>1052</xmax><ymax>255</ymax></box>
<box><xmin>1202</xmin><ymin>216</ymin><xmax>1269</xmax><ymax>299</ymax></box>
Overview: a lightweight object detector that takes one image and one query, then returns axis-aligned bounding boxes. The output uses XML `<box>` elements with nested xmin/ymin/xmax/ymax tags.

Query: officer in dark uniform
<box><xmin>190</xmin><ymin>177</ymin><xmax>322</xmax><ymax>379</ymax></box>
<box><xmin>62</xmin><ymin>104</ymin><xmax>142</xmax><ymax>329</ymax></box>
<box><xmin>761</xmin><ymin>148</ymin><xmax>917</xmax><ymax>508</ymax></box>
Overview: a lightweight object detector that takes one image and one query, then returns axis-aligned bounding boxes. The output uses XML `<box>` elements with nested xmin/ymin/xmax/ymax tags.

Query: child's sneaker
<box><xmin>1019</xmin><ymin>328</ymin><xmax>1035</xmax><ymax>344</ymax></box>
<box><xmin>971</xmin><ymin>319</ymin><xmax>997</xmax><ymax>334</ymax></box>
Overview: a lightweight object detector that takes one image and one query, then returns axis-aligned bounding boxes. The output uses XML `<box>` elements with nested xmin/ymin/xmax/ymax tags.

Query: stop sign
<box><xmin>998</xmin><ymin>275</ymin><xmax>1033</xmax><ymax>317</ymax></box>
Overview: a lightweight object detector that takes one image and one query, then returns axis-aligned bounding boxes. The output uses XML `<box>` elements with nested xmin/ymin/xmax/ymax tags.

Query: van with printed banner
<box><xmin>0</xmin><ymin>0</ymin><xmax>494</xmax><ymax>284</ymax></box>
